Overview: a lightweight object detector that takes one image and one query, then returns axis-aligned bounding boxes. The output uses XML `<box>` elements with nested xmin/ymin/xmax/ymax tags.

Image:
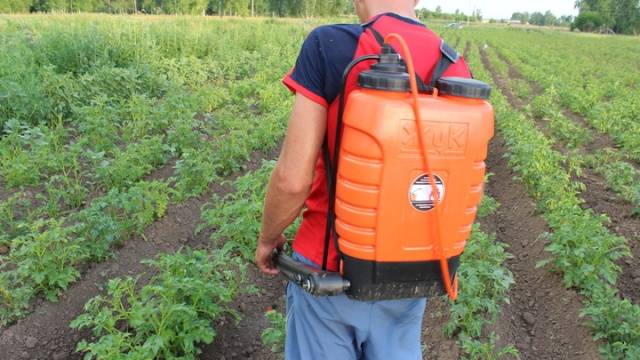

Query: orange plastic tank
<box><xmin>335</xmin><ymin>75</ymin><xmax>494</xmax><ymax>299</ymax></box>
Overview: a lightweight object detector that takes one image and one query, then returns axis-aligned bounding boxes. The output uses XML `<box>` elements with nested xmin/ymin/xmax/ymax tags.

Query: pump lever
<box><xmin>272</xmin><ymin>249</ymin><xmax>350</xmax><ymax>296</ymax></box>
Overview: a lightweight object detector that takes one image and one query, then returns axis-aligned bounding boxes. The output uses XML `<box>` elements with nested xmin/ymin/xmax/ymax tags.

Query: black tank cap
<box><xmin>358</xmin><ymin>44</ymin><xmax>410</xmax><ymax>92</ymax></box>
<box><xmin>436</xmin><ymin>77</ymin><xmax>491</xmax><ymax>99</ymax></box>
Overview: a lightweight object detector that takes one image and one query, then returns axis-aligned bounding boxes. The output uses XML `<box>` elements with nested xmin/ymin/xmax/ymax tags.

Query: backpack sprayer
<box><xmin>274</xmin><ymin>32</ymin><xmax>493</xmax><ymax>301</ymax></box>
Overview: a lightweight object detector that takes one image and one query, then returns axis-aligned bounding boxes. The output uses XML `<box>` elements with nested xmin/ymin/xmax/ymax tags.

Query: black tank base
<box><xmin>342</xmin><ymin>254</ymin><xmax>461</xmax><ymax>301</ymax></box>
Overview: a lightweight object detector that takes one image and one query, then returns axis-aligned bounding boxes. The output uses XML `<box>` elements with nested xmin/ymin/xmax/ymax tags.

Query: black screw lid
<box><xmin>436</xmin><ymin>77</ymin><xmax>491</xmax><ymax>99</ymax></box>
<box><xmin>358</xmin><ymin>44</ymin><xmax>410</xmax><ymax>92</ymax></box>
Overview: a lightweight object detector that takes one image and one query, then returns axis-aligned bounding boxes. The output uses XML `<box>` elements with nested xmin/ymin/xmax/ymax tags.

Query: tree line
<box><xmin>0</xmin><ymin>0</ymin><xmax>352</xmax><ymax>16</ymax></box>
<box><xmin>0</xmin><ymin>0</ymin><xmax>490</xmax><ymax>21</ymax></box>
<box><xmin>573</xmin><ymin>0</ymin><xmax>639</xmax><ymax>34</ymax></box>
<box><xmin>417</xmin><ymin>6</ymin><xmax>483</xmax><ymax>23</ymax></box>
<box><xmin>510</xmin><ymin>11</ymin><xmax>574</xmax><ymax>27</ymax></box>
<box><xmin>511</xmin><ymin>1</ymin><xmax>639</xmax><ymax>35</ymax></box>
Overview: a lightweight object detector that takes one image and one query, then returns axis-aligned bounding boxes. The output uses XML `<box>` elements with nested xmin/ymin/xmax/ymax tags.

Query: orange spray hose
<box><xmin>384</xmin><ymin>33</ymin><xmax>457</xmax><ymax>300</ymax></box>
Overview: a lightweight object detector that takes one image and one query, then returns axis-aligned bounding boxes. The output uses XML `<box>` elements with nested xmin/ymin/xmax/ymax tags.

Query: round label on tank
<box><xmin>408</xmin><ymin>174</ymin><xmax>445</xmax><ymax>212</ymax></box>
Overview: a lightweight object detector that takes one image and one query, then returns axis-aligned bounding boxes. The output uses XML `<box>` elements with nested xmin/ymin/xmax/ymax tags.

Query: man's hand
<box><xmin>255</xmin><ymin>234</ymin><xmax>287</xmax><ymax>275</ymax></box>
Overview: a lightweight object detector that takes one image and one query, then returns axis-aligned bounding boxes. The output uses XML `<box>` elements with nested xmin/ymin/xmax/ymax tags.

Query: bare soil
<box><xmin>0</xmin><ymin>183</ymin><xmax>9</xmax><ymax>203</ymax></box>
<box><xmin>463</xmin><ymin>41</ymin><xmax>471</xmax><ymax>60</ymax></box>
<box><xmin>193</xmin><ymin>46</ymin><xmax>610</xmax><ymax>360</ymax></box>
<box><xmin>484</xmin><ymin>135</ymin><xmax>601</xmax><ymax>360</ymax></box>
<box><xmin>493</xmin><ymin>49</ymin><xmax>639</xmax><ymax>170</ymax></box>
<box><xmin>0</xmin><ymin>149</ymin><xmax>279</xmax><ymax>360</ymax></box>
<box><xmin>480</xmin><ymin>46</ymin><xmax>602</xmax><ymax>359</ymax></box>
<box><xmin>486</xmin><ymin>47</ymin><xmax>640</xmax><ymax>304</ymax></box>
<box><xmin>0</xmin><ymin>45</ymin><xmax>622</xmax><ymax>360</ymax></box>
<box><xmin>200</xmin><ymin>267</ymin><xmax>284</xmax><ymax>360</ymax></box>
<box><xmin>422</xmin><ymin>296</ymin><xmax>460</xmax><ymax>360</ymax></box>
<box><xmin>200</xmin><ymin>130</ymin><xmax>605</xmax><ymax>359</ymax></box>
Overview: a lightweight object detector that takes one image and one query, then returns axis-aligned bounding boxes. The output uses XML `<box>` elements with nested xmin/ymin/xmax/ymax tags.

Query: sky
<box><xmin>417</xmin><ymin>0</ymin><xmax>579</xmax><ymax>20</ymax></box>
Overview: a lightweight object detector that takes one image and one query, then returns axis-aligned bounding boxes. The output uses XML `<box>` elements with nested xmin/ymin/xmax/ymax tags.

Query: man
<box><xmin>255</xmin><ymin>1</ymin><xmax>471</xmax><ymax>358</ymax></box>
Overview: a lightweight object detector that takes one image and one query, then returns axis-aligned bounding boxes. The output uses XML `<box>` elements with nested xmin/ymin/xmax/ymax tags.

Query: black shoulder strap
<box><xmin>321</xmin><ymin>138</ymin><xmax>333</xmax><ymax>270</ymax></box>
<box><xmin>431</xmin><ymin>41</ymin><xmax>459</xmax><ymax>88</ymax></box>
<box><xmin>367</xmin><ymin>26</ymin><xmax>459</xmax><ymax>92</ymax></box>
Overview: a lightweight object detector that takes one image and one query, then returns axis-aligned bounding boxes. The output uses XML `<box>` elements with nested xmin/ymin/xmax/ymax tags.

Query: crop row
<box><xmin>71</xmin><ymin>160</ymin><xmax>277</xmax><ymax>359</ymax></box>
<box><xmin>69</xmin><ymin>20</ymin><xmax>517</xmax><ymax>359</ymax></box>
<box><xmin>0</xmin><ymin>16</ymin><xmax>308</xmax><ymax>326</ymax></box>
<box><xmin>73</xmin><ymin>153</ymin><xmax>517</xmax><ymax>359</ymax></box>
<box><xmin>444</xmin><ymin>195</ymin><xmax>517</xmax><ymax>359</ymax></box>
<box><xmin>473</xmin><ymin>27</ymin><xmax>640</xmax><ymax>162</ymax></box>
<box><xmin>464</xmin><ymin>36</ymin><xmax>640</xmax><ymax>359</ymax></box>
<box><xmin>481</xmin><ymin>45</ymin><xmax>640</xmax><ymax>214</ymax></box>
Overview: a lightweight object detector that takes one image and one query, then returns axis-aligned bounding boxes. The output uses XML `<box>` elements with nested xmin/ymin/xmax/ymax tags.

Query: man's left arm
<box><xmin>255</xmin><ymin>92</ymin><xmax>327</xmax><ymax>275</ymax></box>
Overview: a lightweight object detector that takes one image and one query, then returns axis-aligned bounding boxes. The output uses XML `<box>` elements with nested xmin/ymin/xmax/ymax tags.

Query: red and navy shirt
<box><xmin>283</xmin><ymin>13</ymin><xmax>472</xmax><ymax>271</ymax></box>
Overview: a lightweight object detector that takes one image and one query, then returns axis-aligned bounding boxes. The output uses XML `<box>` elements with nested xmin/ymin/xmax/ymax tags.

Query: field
<box><xmin>0</xmin><ymin>14</ymin><xmax>639</xmax><ymax>360</ymax></box>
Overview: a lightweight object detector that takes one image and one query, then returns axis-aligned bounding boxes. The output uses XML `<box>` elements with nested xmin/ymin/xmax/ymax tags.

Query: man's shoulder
<box><xmin>307</xmin><ymin>23</ymin><xmax>363</xmax><ymax>44</ymax></box>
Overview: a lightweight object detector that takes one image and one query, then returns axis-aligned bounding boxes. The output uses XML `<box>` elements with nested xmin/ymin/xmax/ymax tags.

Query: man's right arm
<box><xmin>255</xmin><ymin>93</ymin><xmax>327</xmax><ymax>275</ymax></box>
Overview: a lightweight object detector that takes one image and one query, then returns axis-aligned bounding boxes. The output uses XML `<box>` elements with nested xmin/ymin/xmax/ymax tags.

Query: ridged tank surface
<box><xmin>335</xmin><ymin>89</ymin><xmax>494</xmax><ymax>264</ymax></box>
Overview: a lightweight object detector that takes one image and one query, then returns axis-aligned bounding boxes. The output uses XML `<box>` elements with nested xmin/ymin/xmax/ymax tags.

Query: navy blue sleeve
<box><xmin>284</xmin><ymin>25</ymin><xmax>362</xmax><ymax>107</ymax></box>
<box><xmin>284</xmin><ymin>28</ymin><xmax>329</xmax><ymax>107</ymax></box>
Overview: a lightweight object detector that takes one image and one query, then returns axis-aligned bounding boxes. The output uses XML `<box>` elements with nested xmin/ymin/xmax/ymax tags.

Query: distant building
<box><xmin>508</xmin><ymin>20</ymin><xmax>522</xmax><ymax>25</ymax></box>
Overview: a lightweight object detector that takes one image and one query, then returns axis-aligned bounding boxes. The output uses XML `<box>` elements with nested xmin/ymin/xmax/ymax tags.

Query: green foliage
<box><xmin>261</xmin><ymin>309</ymin><xmax>286</xmax><ymax>354</ymax></box>
<box><xmin>477</xmin><ymin>194</ymin><xmax>499</xmax><ymax>218</ymax></box>
<box><xmin>9</xmin><ymin>219</ymin><xmax>87</xmax><ymax>300</ymax></box>
<box><xmin>572</xmin><ymin>11</ymin><xmax>605</xmax><ymax>32</ymax></box>
<box><xmin>584</xmin><ymin>150</ymin><xmax>640</xmax><ymax>212</ymax></box>
<box><xmin>199</xmin><ymin>160</ymin><xmax>282</xmax><ymax>260</ymax></box>
<box><xmin>0</xmin><ymin>271</ymin><xmax>34</xmax><ymax>325</ymax></box>
<box><xmin>173</xmin><ymin>148</ymin><xmax>219</xmax><ymax>201</ymax></box>
<box><xmin>74</xmin><ymin>181</ymin><xmax>171</xmax><ymax>260</ymax></box>
<box><xmin>0</xmin><ymin>193</ymin><xmax>33</xmax><ymax>241</ymax></box>
<box><xmin>95</xmin><ymin>136</ymin><xmax>168</xmax><ymax>189</ymax></box>
<box><xmin>528</xmin><ymin>86</ymin><xmax>592</xmax><ymax>149</ymax></box>
<box><xmin>1</xmin><ymin>0</ymin><xmax>353</xmax><ymax>16</ymax></box>
<box><xmin>0</xmin><ymin>118</ymin><xmax>74</xmax><ymax>187</ymax></box>
<box><xmin>71</xmin><ymin>250</ymin><xmax>243</xmax><ymax>359</ymax></box>
<box><xmin>39</xmin><ymin>174</ymin><xmax>89</xmax><ymax>218</ymax></box>
<box><xmin>582</xmin><ymin>284</ymin><xmax>640</xmax><ymax>360</ymax></box>
<box><xmin>574</xmin><ymin>0</ymin><xmax>640</xmax><ymax>34</ymax></box>
<box><xmin>0</xmin><ymin>15</ymin><xmax>300</xmax><ymax>327</ymax></box>
<box><xmin>446</xmin><ymin>225</ymin><xmax>514</xmax><ymax>340</ymax></box>
<box><xmin>458</xmin><ymin>333</ymin><xmax>519</xmax><ymax>360</ymax></box>
<box><xmin>465</xmin><ymin>39</ymin><xmax>640</xmax><ymax>357</ymax></box>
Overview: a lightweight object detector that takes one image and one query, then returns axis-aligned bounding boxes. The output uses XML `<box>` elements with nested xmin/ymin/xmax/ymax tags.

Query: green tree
<box><xmin>529</xmin><ymin>11</ymin><xmax>545</xmax><ymax>25</ymax></box>
<box><xmin>575</xmin><ymin>0</ymin><xmax>613</xmax><ymax>27</ymax></box>
<box><xmin>544</xmin><ymin>10</ymin><xmax>557</xmax><ymax>26</ymax></box>
<box><xmin>572</xmin><ymin>10</ymin><xmax>604</xmax><ymax>31</ymax></box>
<box><xmin>611</xmin><ymin>0</ymin><xmax>640</xmax><ymax>34</ymax></box>
<box><xmin>0</xmin><ymin>0</ymin><xmax>31</xmax><ymax>12</ymax></box>
<box><xmin>575</xmin><ymin>0</ymin><xmax>639</xmax><ymax>34</ymax></box>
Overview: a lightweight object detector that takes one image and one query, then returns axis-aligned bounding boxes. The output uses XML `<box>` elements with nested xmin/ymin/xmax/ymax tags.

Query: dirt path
<box><xmin>0</xmin><ymin>182</ymin><xmax>9</xmax><ymax>203</ymax></box>
<box><xmin>480</xmin><ymin>45</ymin><xmax>602</xmax><ymax>360</ymax></box>
<box><xmin>452</xmin><ymin>35</ymin><xmax>461</xmax><ymax>50</ymax></box>
<box><xmin>422</xmin><ymin>297</ymin><xmax>460</xmax><ymax>359</ymax></box>
<box><xmin>201</xmin><ymin>42</ymin><xmax>603</xmax><ymax>360</ymax></box>
<box><xmin>485</xmin><ymin>135</ymin><xmax>601</xmax><ymax>360</ymax></box>
<box><xmin>201</xmin><ymin>266</ymin><xmax>284</xmax><ymax>360</ymax></box>
<box><xmin>484</xmin><ymin>46</ymin><xmax>640</xmax><ymax>304</ymax></box>
<box><xmin>0</xmin><ymin>157</ymin><xmax>179</xmax><ymax>261</ymax></box>
<box><xmin>493</xmin><ymin>49</ymin><xmax>639</xmax><ymax>168</ymax></box>
<box><xmin>494</xmin><ymin>49</ymin><xmax>640</xmax><ymax>170</ymax></box>
<box><xmin>463</xmin><ymin>40</ymin><xmax>471</xmax><ymax>60</ymax></box>
<box><xmin>0</xmin><ymin>149</ymin><xmax>278</xmax><ymax>360</ymax></box>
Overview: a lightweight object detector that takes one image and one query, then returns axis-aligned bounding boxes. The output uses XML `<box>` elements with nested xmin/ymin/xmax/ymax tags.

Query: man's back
<box><xmin>284</xmin><ymin>12</ymin><xmax>472</xmax><ymax>272</ymax></box>
<box><xmin>255</xmin><ymin>3</ymin><xmax>474</xmax><ymax>359</ymax></box>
